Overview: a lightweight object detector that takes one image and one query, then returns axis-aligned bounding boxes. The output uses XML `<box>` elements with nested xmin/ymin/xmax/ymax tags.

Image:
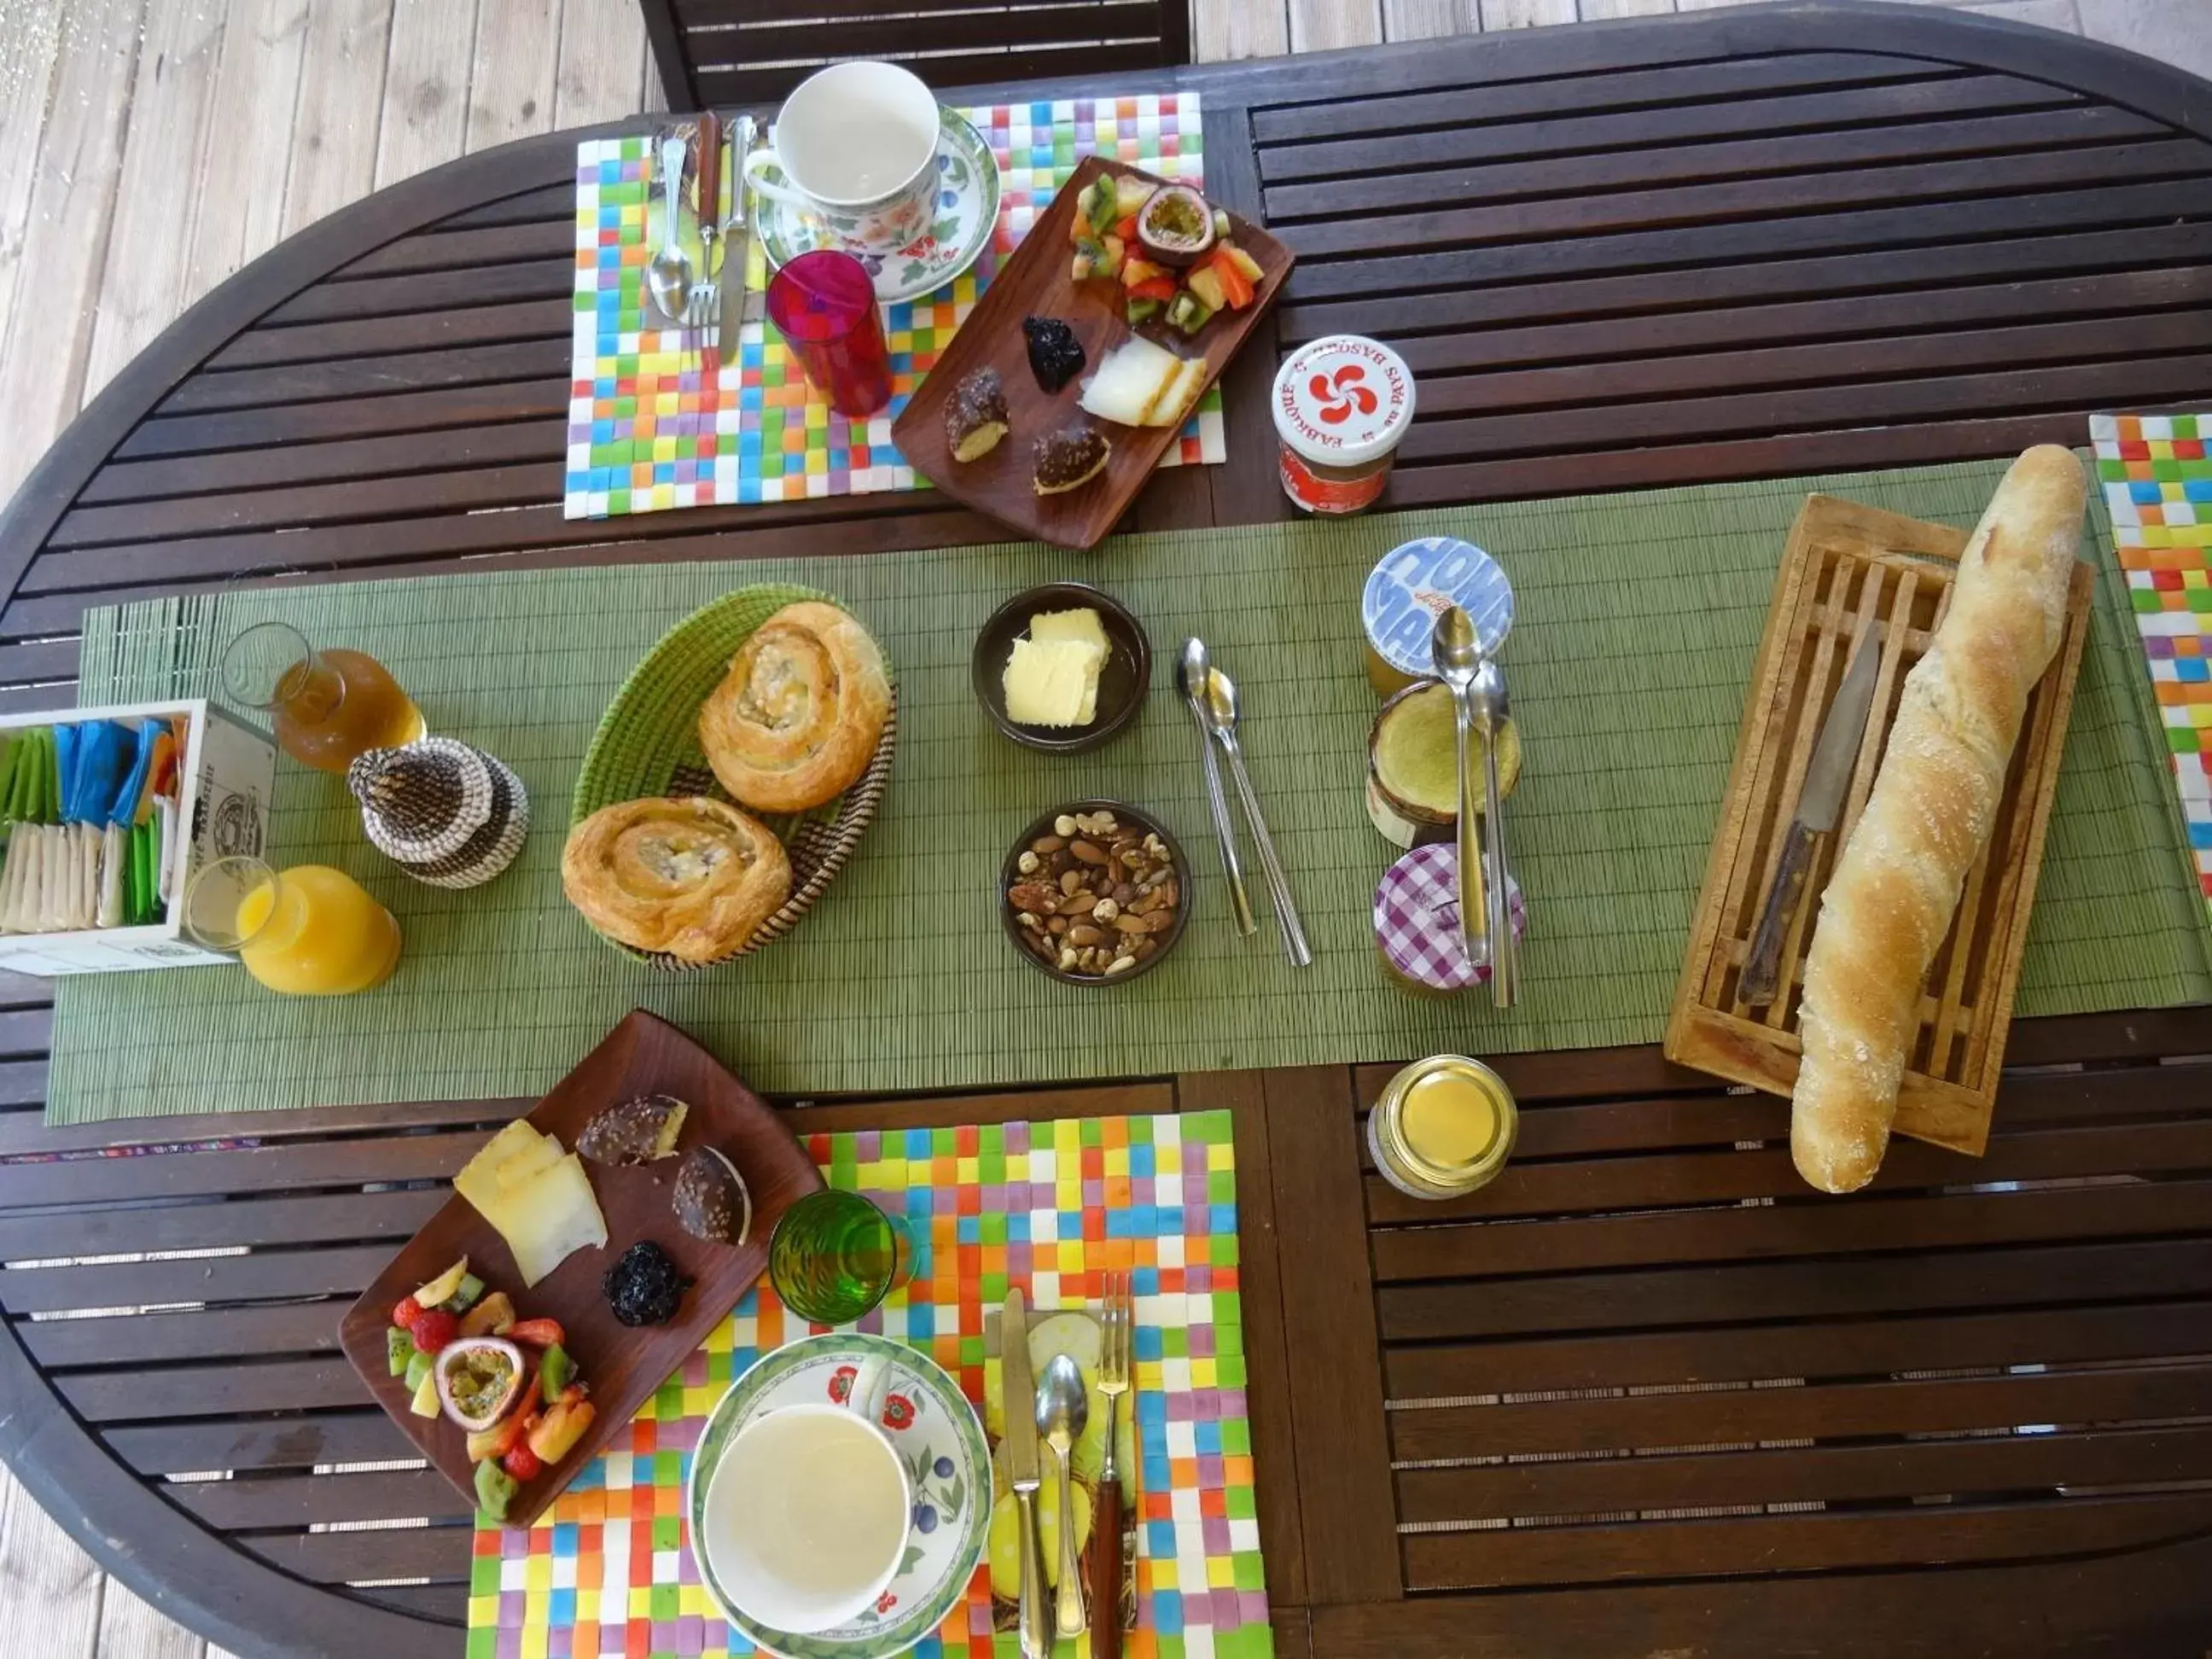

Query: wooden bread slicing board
<box><xmin>892</xmin><ymin>155</ymin><xmax>1293</xmax><ymax>550</ymax></box>
<box><xmin>1663</xmin><ymin>494</ymin><xmax>2094</xmax><ymax>1157</ymax></box>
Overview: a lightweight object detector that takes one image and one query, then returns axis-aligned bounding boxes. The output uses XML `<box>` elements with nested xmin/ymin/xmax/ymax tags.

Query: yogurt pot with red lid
<box><xmin>1272</xmin><ymin>335</ymin><xmax>1415</xmax><ymax>515</ymax></box>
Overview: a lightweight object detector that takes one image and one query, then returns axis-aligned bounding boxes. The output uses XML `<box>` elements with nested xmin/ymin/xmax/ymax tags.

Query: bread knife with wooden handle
<box><xmin>1741</xmin><ymin>632</ymin><xmax>1880</xmax><ymax>1006</ymax></box>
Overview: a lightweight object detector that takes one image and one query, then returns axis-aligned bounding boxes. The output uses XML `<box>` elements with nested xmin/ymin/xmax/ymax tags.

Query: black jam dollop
<box><xmin>1022</xmin><ymin>316</ymin><xmax>1086</xmax><ymax>393</ymax></box>
<box><xmin>603</xmin><ymin>1240</ymin><xmax>693</xmax><ymax>1327</ymax></box>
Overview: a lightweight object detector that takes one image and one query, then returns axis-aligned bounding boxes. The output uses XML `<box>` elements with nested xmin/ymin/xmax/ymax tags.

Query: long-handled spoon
<box><xmin>1431</xmin><ymin>606</ymin><xmax>1489</xmax><ymax>976</ymax></box>
<box><xmin>1198</xmin><ymin>664</ymin><xmax>1313</xmax><ymax>968</ymax></box>
<box><xmin>646</xmin><ymin>133</ymin><xmax>695</xmax><ymax>327</ymax></box>
<box><xmin>1037</xmin><ymin>1355</ymin><xmax>1090</xmax><ymax>1639</ymax></box>
<box><xmin>1179</xmin><ymin>639</ymin><xmax>1257</xmax><ymax>937</ymax></box>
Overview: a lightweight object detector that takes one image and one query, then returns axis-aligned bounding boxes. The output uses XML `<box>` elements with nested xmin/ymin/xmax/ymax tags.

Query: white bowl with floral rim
<box><xmin>686</xmin><ymin>1331</ymin><xmax>990</xmax><ymax>1656</ymax></box>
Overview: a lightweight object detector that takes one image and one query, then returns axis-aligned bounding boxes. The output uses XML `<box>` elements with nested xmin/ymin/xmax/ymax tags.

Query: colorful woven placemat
<box><xmin>55</xmin><ymin>464</ymin><xmax>2212</xmax><ymax>1124</ymax></box>
<box><xmin>2092</xmin><ymin>412</ymin><xmax>2212</xmax><ymax>916</ymax></box>
<box><xmin>469</xmin><ymin>1108</ymin><xmax>1264</xmax><ymax>1659</ymax></box>
<box><xmin>564</xmin><ymin>96</ymin><xmax>1223</xmax><ymax>518</ymax></box>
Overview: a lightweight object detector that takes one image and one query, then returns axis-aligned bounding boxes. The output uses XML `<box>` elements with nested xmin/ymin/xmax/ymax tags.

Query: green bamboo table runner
<box><xmin>49</xmin><ymin>460</ymin><xmax>2212</xmax><ymax>1124</ymax></box>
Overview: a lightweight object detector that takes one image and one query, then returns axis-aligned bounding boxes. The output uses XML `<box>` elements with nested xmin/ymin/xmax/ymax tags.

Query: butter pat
<box><xmin>1028</xmin><ymin>608</ymin><xmax>1109</xmax><ymax>654</ymax></box>
<box><xmin>1004</xmin><ymin>636</ymin><xmax>1107</xmax><ymax>727</ymax></box>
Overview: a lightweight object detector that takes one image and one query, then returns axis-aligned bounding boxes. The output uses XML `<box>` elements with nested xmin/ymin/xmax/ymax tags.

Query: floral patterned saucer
<box><xmin>752</xmin><ymin>108</ymin><xmax>1000</xmax><ymax>305</ymax></box>
<box><xmin>686</xmin><ymin>1331</ymin><xmax>991</xmax><ymax>1657</ymax></box>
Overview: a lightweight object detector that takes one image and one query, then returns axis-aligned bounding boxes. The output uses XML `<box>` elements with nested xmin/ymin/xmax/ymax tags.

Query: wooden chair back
<box><xmin>639</xmin><ymin>0</ymin><xmax>1192</xmax><ymax>111</ymax></box>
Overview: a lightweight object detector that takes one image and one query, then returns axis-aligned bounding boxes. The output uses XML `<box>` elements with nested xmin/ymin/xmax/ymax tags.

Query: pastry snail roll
<box><xmin>699</xmin><ymin>601</ymin><xmax>892</xmax><ymax>813</ymax></box>
<box><xmin>562</xmin><ymin>796</ymin><xmax>792</xmax><ymax>963</ymax></box>
<box><xmin>946</xmin><ymin>366</ymin><xmax>1009</xmax><ymax>463</ymax></box>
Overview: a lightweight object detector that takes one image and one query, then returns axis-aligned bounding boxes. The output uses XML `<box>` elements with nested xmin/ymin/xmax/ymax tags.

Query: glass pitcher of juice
<box><xmin>222</xmin><ymin>620</ymin><xmax>425</xmax><ymax>773</ymax></box>
<box><xmin>184</xmin><ymin>856</ymin><xmax>401</xmax><ymax>996</ymax></box>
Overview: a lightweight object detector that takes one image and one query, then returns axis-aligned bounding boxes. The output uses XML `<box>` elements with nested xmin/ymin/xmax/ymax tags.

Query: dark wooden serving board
<box><xmin>336</xmin><ymin>1010</ymin><xmax>823</xmax><ymax>1528</ymax></box>
<box><xmin>892</xmin><ymin>155</ymin><xmax>1293</xmax><ymax>550</ymax></box>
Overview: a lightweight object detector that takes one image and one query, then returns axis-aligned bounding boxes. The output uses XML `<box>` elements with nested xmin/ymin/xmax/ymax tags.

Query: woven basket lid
<box><xmin>348</xmin><ymin>738</ymin><xmax>495</xmax><ymax>864</ymax></box>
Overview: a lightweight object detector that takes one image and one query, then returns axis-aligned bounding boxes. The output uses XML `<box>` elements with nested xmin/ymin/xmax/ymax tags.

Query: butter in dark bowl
<box><xmin>971</xmin><ymin>582</ymin><xmax>1150</xmax><ymax>754</ymax></box>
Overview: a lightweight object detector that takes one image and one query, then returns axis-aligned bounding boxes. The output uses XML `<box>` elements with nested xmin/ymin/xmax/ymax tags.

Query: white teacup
<box><xmin>743</xmin><ymin>61</ymin><xmax>942</xmax><ymax>255</ymax></box>
<box><xmin>699</xmin><ymin>1352</ymin><xmax>912</xmax><ymax>1633</ymax></box>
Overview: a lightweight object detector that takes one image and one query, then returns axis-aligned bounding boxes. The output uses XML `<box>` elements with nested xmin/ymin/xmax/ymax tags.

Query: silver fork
<box><xmin>685</xmin><ymin>110</ymin><xmax>723</xmax><ymax>333</ymax></box>
<box><xmin>1094</xmin><ymin>1271</ymin><xmax>1134</xmax><ymax>1653</ymax></box>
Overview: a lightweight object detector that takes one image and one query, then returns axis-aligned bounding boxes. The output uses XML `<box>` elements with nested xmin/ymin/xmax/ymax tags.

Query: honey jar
<box><xmin>1368</xmin><ymin>1055</ymin><xmax>1519</xmax><ymax>1200</ymax></box>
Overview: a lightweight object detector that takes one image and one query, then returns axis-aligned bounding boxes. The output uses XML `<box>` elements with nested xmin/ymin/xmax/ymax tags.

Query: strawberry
<box><xmin>391</xmin><ymin>1295</ymin><xmax>421</xmax><ymax>1330</ymax></box>
<box><xmin>500</xmin><ymin>1441</ymin><xmax>544</xmax><ymax>1482</ymax></box>
<box><xmin>407</xmin><ymin>1306</ymin><xmax>460</xmax><ymax>1354</ymax></box>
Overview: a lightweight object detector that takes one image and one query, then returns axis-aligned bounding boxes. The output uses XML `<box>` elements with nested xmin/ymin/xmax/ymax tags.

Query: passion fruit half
<box><xmin>1135</xmin><ymin>184</ymin><xmax>1217</xmax><ymax>269</ymax></box>
<box><xmin>434</xmin><ymin>1336</ymin><xmax>525</xmax><ymax>1431</ymax></box>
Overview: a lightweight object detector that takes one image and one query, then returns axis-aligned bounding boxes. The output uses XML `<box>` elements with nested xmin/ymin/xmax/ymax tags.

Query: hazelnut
<box><xmin>1017</xmin><ymin>850</ymin><xmax>1039</xmax><ymax>875</ymax></box>
<box><xmin>1054</xmin><ymin>815</ymin><xmax>1078</xmax><ymax>837</ymax></box>
<box><xmin>1058</xmin><ymin>947</ymin><xmax>1079</xmax><ymax>971</ymax></box>
<box><xmin>1093</xmin><ymin>897</ymin><xmax>1120</xmax><ymax>922</ymax></box>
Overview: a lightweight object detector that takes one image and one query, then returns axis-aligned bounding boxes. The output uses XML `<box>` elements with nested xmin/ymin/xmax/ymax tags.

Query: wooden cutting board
<box><xmin>892</xmin><ymin>154</ymin><xmax>1293</xmax><ymax>550</ymax></box>
<box><xmin>336</xmin><ymin>1010</ymin><xmax>822</xmax><ymax>1528</ymax></box>
<box><xmin>1663</xmin><ymin>494</ymin><xmax>2094</xmax><ymax>1156</ymax></box>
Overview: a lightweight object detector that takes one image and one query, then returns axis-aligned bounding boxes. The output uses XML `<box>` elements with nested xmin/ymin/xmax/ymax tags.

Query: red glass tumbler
<box><xmin>765</xmin><ymin>250</ymin><xmax>893</xmax><ymax>418</ymax></box>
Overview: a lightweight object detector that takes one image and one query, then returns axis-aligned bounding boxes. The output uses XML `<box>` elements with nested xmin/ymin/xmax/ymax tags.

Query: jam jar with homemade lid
<box><xmin>1272</xmin><ymin>335</ymin><xmax>1415</xmax><ymax>515</ymax></box>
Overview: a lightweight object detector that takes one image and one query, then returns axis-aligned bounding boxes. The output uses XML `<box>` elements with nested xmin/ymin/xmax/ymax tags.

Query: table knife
<box><xmin>1740</xmin><ymin>632</ymin><xmax>1882</xmax><ymax>1005</ymax></box>
<box><xmin>716</xmin><ymin>114</ymin><xmax>754</xmax><ymax>351</ymax></box>
<box><xmin>1001</xmin><ymin>1289</ymin><xmax>1051</xmax><ymax>1659</ymax></box>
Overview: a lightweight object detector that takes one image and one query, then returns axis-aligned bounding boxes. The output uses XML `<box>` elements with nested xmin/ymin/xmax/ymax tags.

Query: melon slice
<box><xmin>1147</xmin><ymin>356</ymin><xmax>1209</xmax><ymax>428</ymax></box>
<box><xmin>1078</xmin><ymin>335</ymin><xmax>1185</xmax><ymax>428</ymax></box>
<box><xmin>454</xmin><ymin>1121</ymin><xmax>546</xmax><ymax>1218</ymax></box>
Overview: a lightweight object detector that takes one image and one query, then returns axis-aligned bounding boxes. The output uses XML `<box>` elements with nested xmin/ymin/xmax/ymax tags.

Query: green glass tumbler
<box><xmin>768</xmin><ymin>1189</ymin><xmax>913</xmax><ymax>1325</ymax></box>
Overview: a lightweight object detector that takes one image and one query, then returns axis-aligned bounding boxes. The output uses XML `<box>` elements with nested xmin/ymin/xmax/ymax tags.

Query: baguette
<box><xmin>1790</xmin><ymin>445</ymin><xmax>2086</xmax><ymax>1193</ymax></box>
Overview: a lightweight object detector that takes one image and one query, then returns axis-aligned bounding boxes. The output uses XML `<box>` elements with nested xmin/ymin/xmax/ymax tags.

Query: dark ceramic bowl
<box><xmin>971</xmin><ymin>583</ymin><xmax>1150</xmax><ymax>754</ymax></box>
<box><xmin>999</xmin><ymin>799</ymin><xmax>1191</xmax><ymax>987</ymax></box>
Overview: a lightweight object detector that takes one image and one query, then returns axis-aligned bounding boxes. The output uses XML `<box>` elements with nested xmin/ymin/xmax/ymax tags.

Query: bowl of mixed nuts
<box><xmin>1001</xmin><ymin>800</ymin><xmax>1188</xmax><ymax>985</ymax></box>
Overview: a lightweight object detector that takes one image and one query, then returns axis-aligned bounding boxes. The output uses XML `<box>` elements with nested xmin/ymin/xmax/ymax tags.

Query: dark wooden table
<box><xmin>3</xmin><ymin>4</ymin><xmax>2211</xmax><ymax>1654</ymax></box>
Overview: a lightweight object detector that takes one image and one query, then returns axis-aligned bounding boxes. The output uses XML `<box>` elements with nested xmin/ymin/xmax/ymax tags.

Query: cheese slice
<box><xmin>491</xmin><ymin>1130</ymin><xmax>565</xmax><ymax>1191</ymax></box>
<box><xmin>1004</xmin><ymin>637</ymin><xmax>1106</xmax><ymax>728</ymax></box>
<box><xmin>1029</xmin><ymin>608</ymin><xmax>1108</xmax><ymax>654</ymax></box>
<box><xmin>454</xmin><ymin>1121</ymin><xmax>546</xmax><ymax>1219</ymax></box>
<box><xmin>500</xmin><ymin>1152</ymin><xmax>609</xmax><ymax>1287</ymax></box>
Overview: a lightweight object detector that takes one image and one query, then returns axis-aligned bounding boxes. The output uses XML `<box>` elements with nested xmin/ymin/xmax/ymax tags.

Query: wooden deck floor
<box><xmin>0</xmin><ymin>0</ymin><xmax>2201</xmax><ymax>1652</ymax></box>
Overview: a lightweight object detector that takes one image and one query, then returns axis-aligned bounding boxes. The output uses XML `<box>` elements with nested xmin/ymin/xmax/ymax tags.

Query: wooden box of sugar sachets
<box><xmin>0</xmin><ymin>699</ymin><xmax>276</xmax><ymax>975</ymax></box>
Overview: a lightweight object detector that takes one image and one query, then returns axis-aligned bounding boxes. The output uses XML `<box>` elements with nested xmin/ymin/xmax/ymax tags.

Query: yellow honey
<box><xmin>1368</xmin><ymin>1055</ymin><xmax>1518</xmax><ymax>1200</ymax></box>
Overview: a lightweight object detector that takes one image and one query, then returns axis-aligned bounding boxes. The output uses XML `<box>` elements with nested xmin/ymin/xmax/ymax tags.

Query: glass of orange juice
<box><xmin>221</xmin><ymin>621</ymin><xmax>425</xmax><ymax>773</ymax></box>
<box><xmin>183</xmin><ymin>856</ymin><xmax>402</xmax><ymax>996</ymax></box>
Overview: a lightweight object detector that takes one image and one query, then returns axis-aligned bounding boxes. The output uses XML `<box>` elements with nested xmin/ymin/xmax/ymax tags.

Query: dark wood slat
<box><xmin>1373</xmin><ymin>1176</ymin><xmax>2212</xmax><ymax>1282</ymax></box>
<box><xmin>1402</xmin><ymin>1492</ymin><xmax>2212</xmax><ymax>1592</ymax></box>
<box><xmin>0</xmin><ymin>637</ymin><xmax>84</xmax><ymax>684</ymax></box>
<box><xmin>0</xmin><ymin>1006</ymin><xmax>53</xmax><ymax>1056</ymax></box>
<box><xmin>170</xmin><ymin>1466</ymin><xmax>467</xmax><ymax>1529</ymax></box>
<box><xmin>114</xmin><ymin>376</ymin><xmax>571</xmax><ymax>461</ymax></box>
<box><xmin>259</xmin><ymin>259</ymin><xmax>573</xmax><ymax>329</ymax></box>
<box><xmin>2006</xmin><ymin>1008</ymin><xmax>2212</xmax><ymax>1066</ymax></box>
<box><xmin>238</xmin><ymin>1523</ymin><xmax>473</xmax><ymax>1585</ymax></box>
<box><xmin>1381</xmin><ymin>411</ymin><xmax>2138</xmax><ymax>509</ymax></box>
<box><xmin>1415</xmin><ymin>311</ymin><xmax>2212</xmax><ymax>425</ymax></box>
<box><xmin>1180</xmin><ymin>1069</ymin><xmax>1307</xmax><ymax>1605</ymax></box>
<box><xmin>1386</xmin><ymin>266</ymin><xmax>2212</xmax><ymax>385</ymax></box>
<box><xmin>1389</xmin><ymin>1360</ymin><xmax>2212</xmax><ymax>1463</ymax></box>
<box><xmin>1398</xmin><ymin>1424</ymin><xmax>2212</xmax><ymax>1525</ymax></box>
<box><xmin>337</xmin><ymin>220</ymin><xmax>575</xmax><ymax>281</ymax></box>
<box><xmin>1367</xmin><ymin>1115</ymin><xmax>2212</xmax><ymax>1228</ymax></box>
<box><xmin>1378</xmin><ymin>1240</ymin><xmax>2212</xmax><ymax>1342</ymax></box>
<box><xmin>0</xmin><ymin>1059</ymin><xmax>48</xmax><ymax>1107</ymax></box>
<box><xmin>686</xmin><ymin>3</ymin><xmax>1164</xmax><ymax>66</ymax></box>
<box><xmin>206</xmin><ymin>299</ymin><xmax>572</xmax><ymax>372</ymax></box>
<box><xmin>0</xmin><ymin>1094</ymin><xmax>520</xmax><ymax>1157</ymax></box>
<box><xmin>1</xmin><ymin>1243</ymin><xmax>395</xmax><ymax>1315</ymax></box>
<box><xmin>1265</xmin><ymin>1066</ymin><xmax>1398</xmax><ymax>1604</ymax></box>
<box><xmin>78</xmin><ymin>421</ymin><xmax>568</xmax><ymax>507</ymax></box>
<box><xmin>352</xmin><ymin>1581</ymin><xmax>467</xmax><ymax>1625</ymax></box>
<box><xmin>1384</xmin><ymin>1302</ymin><xmax>2212</xmax><ymax>1402</ymax></box>
<box><xmin>50</xmin><ymin>462</ymin><xmax>563</xmax><ymax>549</ymax></box>
<box><xmin>1283</xmin><ymin>177</ymin><xmax>2212</xmax><ymax>304</ymax></box>
<box><xmin>0</xmin><ymin>682</ymin><xmax>79</xmax><ymax>714</ymax></box>
<box><xmin>154</xmin><ymin>339</ymin><xmax>572</xmax><ymax>416</ymax></box>
<box><xmin>436</xmin><ymin>183</ymin><xmax>574</xmax><ymax>230</ymax></box>
<box><xmin>0</xmin><ymin>1130</ymin><xmax>483</xmax><ymax>1208</ymax></box>
<box><xmin>1282</xmin><ymin>137</ymin><xmax>2210</xmax><ymax>266</ymax></box>
<box><xmin>105</xmin><ymin>1410</ymin><xmax>415</xmax><ymax>1475</ymax></box>
<box><xmin>676</xmin><ymin>0</ymin><xmax>1149</xmax><ymax>20</ymax></box>
<box><xmin>1264</xmin><ymin>103</ymin><xmax>2165</xmax><ymax>222</ymax></box>
<box><xmin>60</xmin><ymin>1356</ymin><xmax>372</xmax><ymax>1421</ymax></box>
<box><xmin>1260</xmin><ymin>73</ymin><xmax>2081</xmax><ymax>186</ymax></box>
<box><xmin>20</xmin><ymin>1299</ymin><xmax>347</xmax><ymax>1368</ymax></box>
<box><xmin>1249</xmin><ymin>51</ymin><xmax>1949</xmax><ymax>146</ymax></box>
<box><xmin>1277</xmin><ymin>218</ymin><xmax>2212</xmax><ymax>351</ymax></box>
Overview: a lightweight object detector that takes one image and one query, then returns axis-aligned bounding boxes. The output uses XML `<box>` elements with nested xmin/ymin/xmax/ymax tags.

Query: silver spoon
<box><xmin>646</xmin><ymin>133</ymin><xmax>694</xmax><ymax>326</ymax></box>
<box><xmin>1036</xmin><ymin>1354</ymin><xmax>1089</xmax><ymax>1639</ymax></box>
<box><xmin>1179</xmin><ymin>639</ymin><xmax>1257</xmax><ymax>937</ymax></box>
<box><xmin>1199</xmin><ymin>665</ymin><xmax>1313</xmax><ymax>968</ymax></box>
<box><xmin>1472</xmin><ymin>656</ymin><xmax>1516</xmax><ymax>1009</ymax></box>
<box><xmin>1431</xmin><ymin>606</ymin><xmax>1491</xmax><ymax>980</ymax></box>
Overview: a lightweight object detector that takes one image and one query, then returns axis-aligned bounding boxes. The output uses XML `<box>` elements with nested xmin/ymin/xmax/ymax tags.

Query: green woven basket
<box><xmin>568</xmin><ymin>582</ymin><xmax>897</xmax><ymax>971</ymax></box>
